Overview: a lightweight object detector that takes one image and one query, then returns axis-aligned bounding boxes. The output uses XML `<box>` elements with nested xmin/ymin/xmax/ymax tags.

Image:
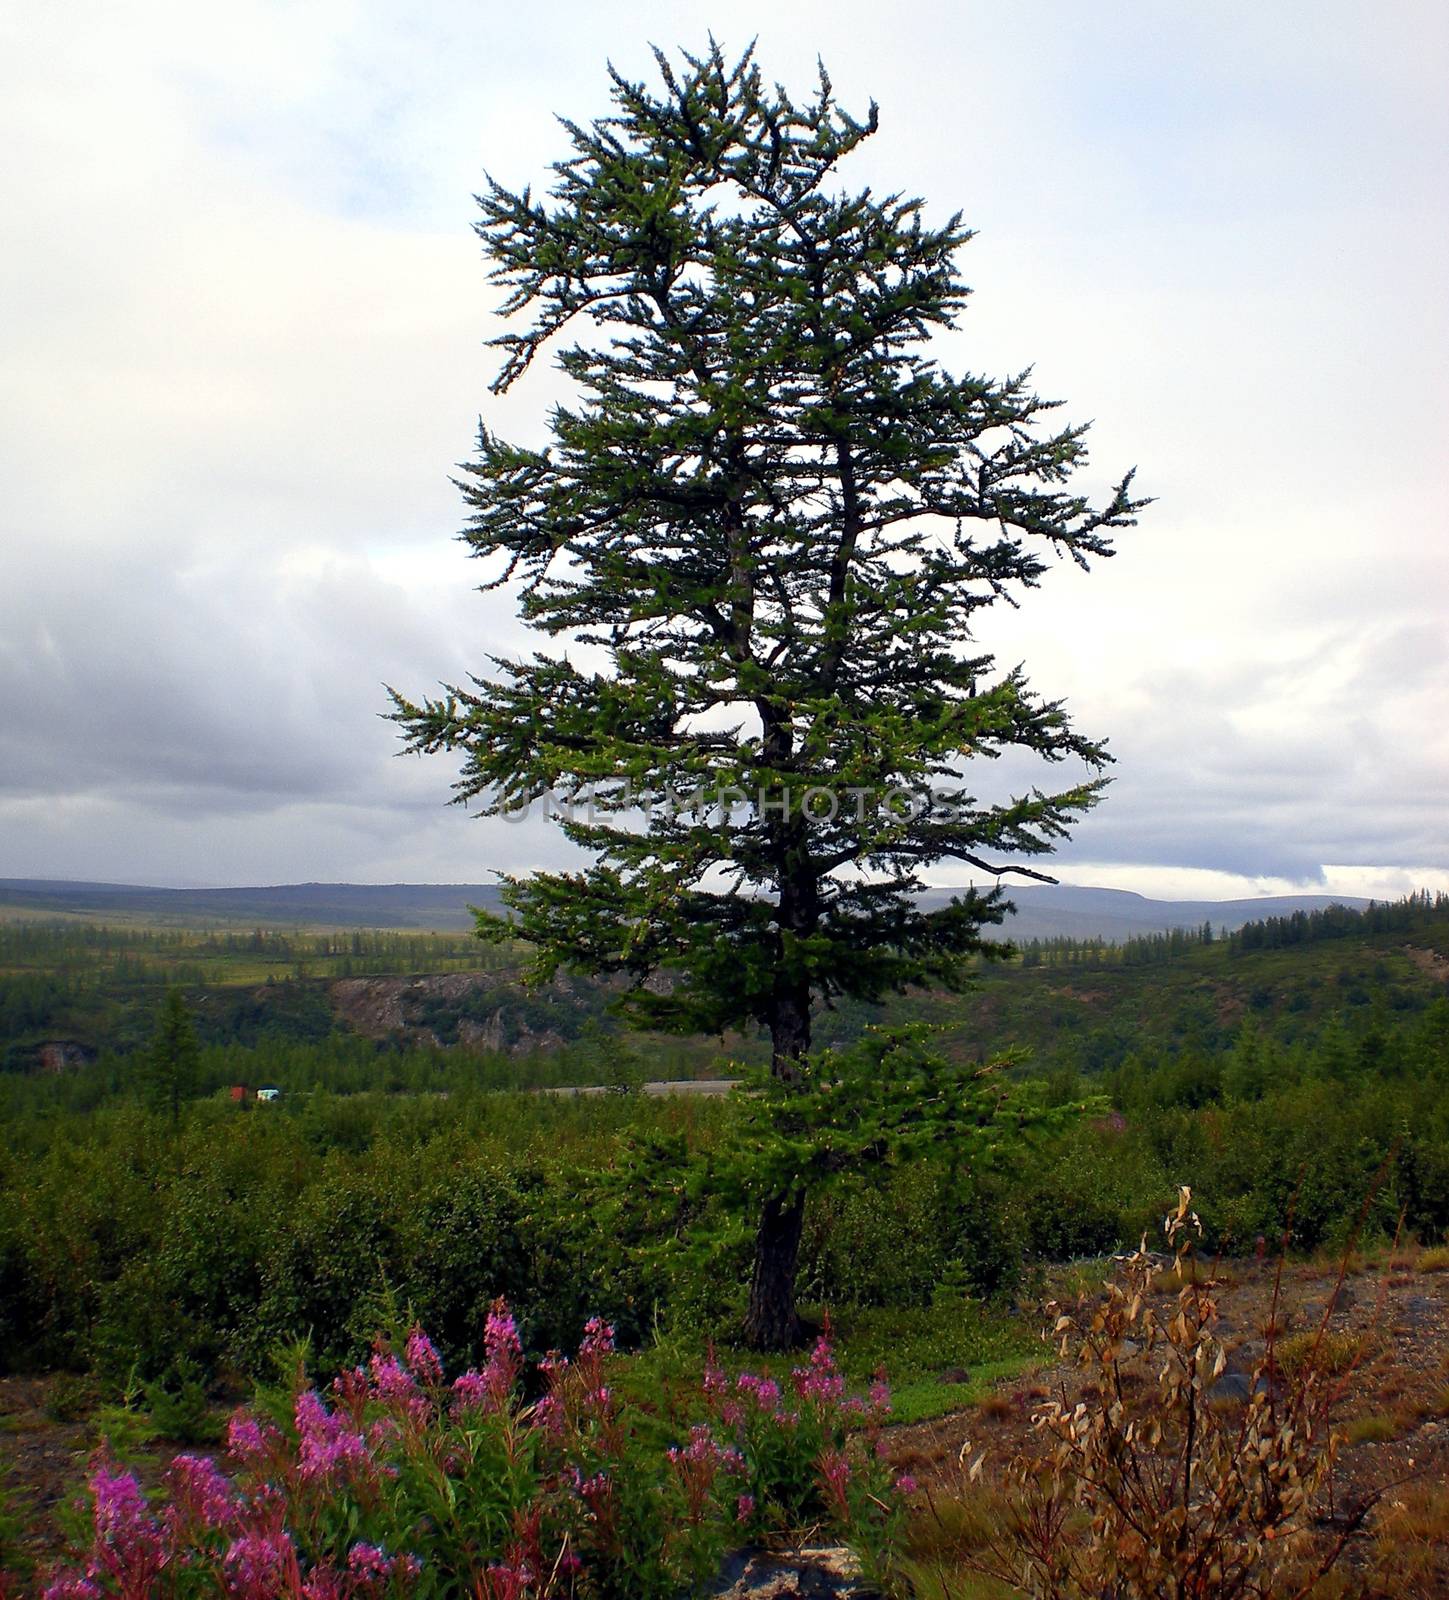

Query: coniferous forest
<box><xmin>2</xmin><ymin>893</ymin><xmax>1447</xmax><ymax>1381</ymax></box>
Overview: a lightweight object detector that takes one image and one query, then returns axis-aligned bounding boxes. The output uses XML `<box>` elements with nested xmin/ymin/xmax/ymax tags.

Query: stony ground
<box><xmin>883</xmin><ymin>1249</ymin><xmax>1449</xmax><ymax>1596</ymax></box>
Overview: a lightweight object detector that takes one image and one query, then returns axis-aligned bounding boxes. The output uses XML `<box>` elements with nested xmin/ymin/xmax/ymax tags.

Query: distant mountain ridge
<box><xmin>0</xmin><ymin>879</ymin><xmax>507</xmax><ymax>929</ymax></box>
<box><xmin>921</xmin><ymin>884</ymin><xmax>1373</xmax><ymax>944</ymax></box>
<box><xmin>0</xmin><ymin>877</ymin><xmax>1373</xmax><ymax>944</ymax></box>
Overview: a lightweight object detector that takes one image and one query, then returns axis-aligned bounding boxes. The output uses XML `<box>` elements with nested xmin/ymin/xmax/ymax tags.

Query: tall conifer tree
<box><xmin>144</xmin><ymin>987</ymin><xmax>200</xmax><ymax>1124</ymax></box>
<box><xmin>393</xmin><ymin>42</ymin><xmax>1146</xmax><ymax>1347</ymax></box>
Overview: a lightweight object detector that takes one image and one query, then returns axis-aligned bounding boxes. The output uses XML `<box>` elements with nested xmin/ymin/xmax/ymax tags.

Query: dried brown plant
<box><xmin>959</xmin><ymin>1188</ymin><xmax>1377</xmax><ymax>1600</ymax></box>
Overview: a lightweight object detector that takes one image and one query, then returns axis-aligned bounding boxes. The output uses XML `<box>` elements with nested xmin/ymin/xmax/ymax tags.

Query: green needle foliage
<box><xmin>392</xmin><ymin>40</ymin><xmax>1146</xmax><ymax>1346</ymax></box>
<box><xmin>142</xmin><ymin>987</ymin><xmax>200</xmax><ymax>1124</ymax></box>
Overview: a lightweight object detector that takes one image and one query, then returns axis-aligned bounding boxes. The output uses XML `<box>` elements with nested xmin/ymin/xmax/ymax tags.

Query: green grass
<box><xmin>889</xmin><ymin>1357</ymin><xmax>1042</xmax><ymax>1426</ymax></box>
<box><xmin>616</xmin><ymin>1299</ymin><xmax>1038</xmax><ymax>1428</ymax></box>
<box><xmin>1344</xmin><ymin>1412</ymin><xmax>1400</xmax><ymax>1445</ymax></box>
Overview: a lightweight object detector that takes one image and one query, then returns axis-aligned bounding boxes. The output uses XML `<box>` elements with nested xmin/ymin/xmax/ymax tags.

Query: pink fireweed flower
<box><xmin>404</xmin><ymin>1326</ymin><xmax>444</xmax><ymax>1386</ymax></box>
<box><xmin>669</xmin><ymin>1423</ymin><xmax>744</xmax><ymax>1517</ymax></box>
<box><xmin>482</xmin><ymin>1562</ymin><xmax>531</xmax><ymax>1600</ymax></box>
<box><xmin>333</xmin><ymin>1364</ymin><xmax>369</xmax><ymax>1396</ymax></box>
<box><xmin>223</xmin><ymin>1528</ymin><xmax>296</xmax><ymax>1600</ymax></box>
<box><xmin>531</xmin><ymin>1392</ymin><xmax>565</xmax><ymax>1436</ymax></box>
<box><xmin>369</xmin><ymin>1352</ymin><xmax>416</xmax><ymax>1401</ymax></box>
<box><xmin>869</xmin><ymin>1375</ymin><xmax>892</xmax><ymax>1415</ymax></box>
<box><xmin>792</xmin><ymin>1333</ymin><xmax>845</xmax><ymax>1405</ymax></box>
<box><xmin>88</xmin><ymin>1464</ymin><xmax>168</xmax><ymax>1586</ymax></box>
<box><xmin>165</xmin><ymin>1454</ymin><xmax>240</xmax><ymax>1533</ymax></box>
<box><xmin>735</xmin><ymin>1373</ymin><xmax>781</xmax><ymax>1411</ymax></box>
<box><xmin>792</xmin><ymin>1367</ymin><xmax>845</xmax><ymax>1404</ymax></box>
<box><xmin>895</xmin><ymin>1473</ymin><xmax>919</xmax><ymax>1495</ymax></box>
<box><xmin>42</xmin><ymin>1578</ymin><xmax>102</xmax><ymax>1600</ymax></box>
<box><xmin>579</xmin><ymin>1316</ymin><xmax>615</xmax><ymax>1360</ymax></box>
<box><xmin>482</xmin><ymin>1299</ymin><xmax>523</xmax><ymax>1402</ymax></box>
<box><xmin>450</xmin><ymin>1369</ymin><xmax>490</xmax><ymax>1416</ymax></box>
<box><xmin>702</xmin><ymin>1343</ymin><xmax>727</xmax><ymax>1397</ymax></box>
<box><xmin>369</xmin><ymin>1352</ymin><xmax>430</xmax><ymax>1423</ymax></box>
<box><xmin>735</xmin><ymin>1493</ymin><xmax>755</xmax><ymax>1524</ymax></box>
<box><xmin>301</xmin><ymin>1566</ymin><xmax>345</xmax><ymax>1600</ymax></box>
<box><xmin>225</xmin><ymin>1411</ymin><xmax>281</xmax><ymax>1468</ymax></box>
<box><xmin>818</xmin><ymin>1448</ymin><xmax>852</xmax><ymax>1518</ymax></box>
<box><xmin>576</xmin><ymin>1470</ymin><xmax>611</xmax><ymax>1508</ymax></box>
<box><xmin>347</xmin><ymin>1542</ymin><xmax>402</xmax><ymax>1595</ymax></box>
<box><xmin>667</xmin><ymin>1424</ymin><xmax>742</xmax><ymax>1469</ymax></box>
<box><xmin>295</xmin><ymin>1390</ymin><xmax>371</xmax><ymax>1482</ymax></box>
<box><xmin>347</xmin><ymin>1543</ymin><xmax>390</xmax><ymax>1577</ymax></box>
<box><xmin>484</xmin><ymin>1301</ymin><xmax>521</xmax><ymax>1364</ymax></box>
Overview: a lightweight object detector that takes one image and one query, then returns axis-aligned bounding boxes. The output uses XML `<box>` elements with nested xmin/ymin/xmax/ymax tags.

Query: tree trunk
<box><xmin>743</xmin><ymin>973</ymin><xmax>814</xmax><ymax>1349</ymax></box>
<box><xmin>742</xmin><ymin>1186</ymin><xmax>807</xmax><ymax>1349</ymax></box>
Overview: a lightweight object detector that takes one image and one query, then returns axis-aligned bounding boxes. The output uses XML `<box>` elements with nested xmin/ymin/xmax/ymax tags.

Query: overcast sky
<box><xmin>2</xmin><ymin>0</ymin><xmax>1446</xmax><ymax>902</ymax></box>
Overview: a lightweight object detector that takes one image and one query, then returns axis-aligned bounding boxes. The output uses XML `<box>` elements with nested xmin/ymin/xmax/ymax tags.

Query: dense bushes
<box><xmin>2</xmin><ymin>997</ymin><xmax>1447</xmax><ymax>1389</ymax></box>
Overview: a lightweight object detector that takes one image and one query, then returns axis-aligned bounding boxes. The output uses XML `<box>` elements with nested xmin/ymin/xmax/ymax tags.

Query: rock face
<box><xmin>328</xmin><ymin>972</ymin><xmax>574</xmax><ymax>1054</ymax></box>
<box><xmin>35</xmin><ymin>1041</ymin><xmax>92</xmax><ymax>1073</ymax></box>
<box><xmin>707</xmin><ymin>1546</ymin><xmax>879</xmax><ymax>1600</ymax></box>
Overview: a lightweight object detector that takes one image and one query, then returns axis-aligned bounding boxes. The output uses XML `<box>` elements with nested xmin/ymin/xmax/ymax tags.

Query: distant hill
<box><xmin>923</xmin><ymin>884</ymin><xmax>1375</xmax><ymax>945</ymax></box>
<box><xmin>0</xmin><ymin>877</ymin><xmax>1372</xmax><ymax>943</ymax></box>
<box><xmin>0</xmin><ymin>879</ymin><xmax>507</xmax><ymax>930</ymax></box>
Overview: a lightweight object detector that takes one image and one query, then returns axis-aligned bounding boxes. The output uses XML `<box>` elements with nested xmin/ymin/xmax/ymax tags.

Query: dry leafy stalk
<box><xmin>959</xmin><ymin>1188</ymin><xmax>1373</xmax><ymax>1600</ymax></box>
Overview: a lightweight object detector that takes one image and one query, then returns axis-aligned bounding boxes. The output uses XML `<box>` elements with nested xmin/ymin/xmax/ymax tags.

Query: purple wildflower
<box><xmin>222</xmin><ymin>1528</ymin><xmax>295</xmax><ymax>1599</ymax></box>
<box><xmin>667</xmin><ymin>1423</ymin><xmax>740</xmax><ymax>1468</ymax></box>
<box><xmin>579</xmin><ymin>1316</ymin><xmax>615</xmax><ymax>1360</ymax></box>
<box><xmin>450</xmin><ymin>1369</ymin><xmax>489</xmax><ymax>1416</ymax></box>
<box><xmin>404</xmin><ymin>1326</ymin><xmax>444</xmax><ymax>1386</ymax></box>
<box><xmin>818</xmin><ymin>1447</ymin><xmax>852</xmax><ymax>1517</ymax></box>
<box><xmin>369</xmin><ymin>1351</ymin><xmax>416</xmax><ymax>1401</ymax></box>
<box><xmin>88</xmin><ymin>1465</ymin><xmax>167</xmax><ymax>1586</ymax></box>
<box><xmin>792</xmin><ymin>1332</ymin><xmax>845</xmax><ymax>1405</ymax></box>
<box><xmin>484</xmin><ymin>1301</ymin><xmax>520</xmax><ymax>1363</ymax></box>
<box><xmin>347</xmin><ymin>1542</ymin><xmax>398</xmax><ymax>1594</ymax></box>
<box><xmin>166</xmin><ymin>1453</ymin><xmax>239</xmax><ymax>1533</ymax></box>
<box><xmin>482</xmin><ymin>1562</ymin><xmax>531</xmax><ymax>1600</ymax></box>
<box><xmin>482</xmin><ymin>1298</ymin><xmax>522</xmax><ymax>1403</ymax></box>
<box><xmin>531</xmin><ymin>1392</ymin><xmax>565</xmax><ymax>1436</ymax></box>
<box><xmin>225</xmin><ymin>1412</ymin><xmax>280</xmax><ymax>1468</ymax></box>
<box><xmin>735</xmin><ymin>1373</ymin><xmax>781</xmax><ymax>1411</ymax></box>
<box><xmin>301</xmin><ymin>1566</ymin><xmax>345</xmax><ymax>1600</ymax></box>
<box><xmin>295</xmin><ymin>1389</ymin><xmax>370</xmax><ymax>1482</ymax></box>
<box><xmin>42</xmin><ymin>1577</ymin><xmax>102</xmax><ymax>1600</ymax></box>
